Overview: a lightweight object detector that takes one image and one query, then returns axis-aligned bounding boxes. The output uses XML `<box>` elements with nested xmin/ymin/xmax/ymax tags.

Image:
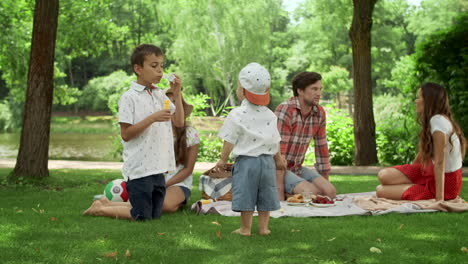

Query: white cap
<box><xmin>238</xmin><ymin>63</ymin><xmax>271</xmax><ymax>106</ymax></box>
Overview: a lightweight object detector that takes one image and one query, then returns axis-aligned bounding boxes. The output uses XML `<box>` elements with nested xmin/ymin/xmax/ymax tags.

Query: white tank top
<box><xmin>429</xmin><ymin>115</ymin><xmax>462</xmax><ymax>172</ymax></box>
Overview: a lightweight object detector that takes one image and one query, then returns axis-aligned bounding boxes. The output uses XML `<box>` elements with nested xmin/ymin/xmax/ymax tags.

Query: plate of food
<box><xmin>310</xmin><ymin>195</ymin><xmax>336</xmax><ymax>207</ymax></box>
<box><xmin>286</xmin><ymin>194</ymin><xmax>305</xmax><ymax>205</ymax></box>
<box><xmin>287</xmin><ymin>202</ymin><xmax>306</xmax><ymax>206</ymax></box>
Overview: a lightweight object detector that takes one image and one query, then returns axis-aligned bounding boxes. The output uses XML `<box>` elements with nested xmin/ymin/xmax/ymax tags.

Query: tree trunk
<box><xmin>9</xmin><ymin>0</ymin><xmax>59</xmax><ymax>180</ymax></box>
<box><xmin>349</xmin><ymin>0</ymin><xmax>378</xmax><ymax>165</ymax></box>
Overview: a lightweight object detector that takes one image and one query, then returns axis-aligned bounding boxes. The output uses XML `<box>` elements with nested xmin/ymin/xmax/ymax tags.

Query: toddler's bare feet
<box><xmin>231</xmin><ymin>228</ymin><xmax>251</xmax><ymax>236</ymax></box>
<box><xmin>83</xmin><ymin>200</ymin><xmax>103</xmax><ymax>216</ymax></box>
<box><xmin>258</xmin><ymin>229</ymin><xmax>271</xmax><ymax>236</ymax></box>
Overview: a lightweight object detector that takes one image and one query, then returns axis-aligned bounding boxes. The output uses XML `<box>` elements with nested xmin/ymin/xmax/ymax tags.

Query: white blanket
<box><xmin>190</xmin><ymin>192</ymin><xmax>451</xmax><ymax>218</ymax></box>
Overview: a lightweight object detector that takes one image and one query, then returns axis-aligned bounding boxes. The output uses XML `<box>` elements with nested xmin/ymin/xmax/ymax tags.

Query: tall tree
<box><xmin>9</xmin><ymin>0</ymin><xmax>59</xmax><ymax>180</ymax></box>
<box><xmin>349</xmin><ymin>0</ymin><xmax>378</xmax><ymax>165</ymax></box>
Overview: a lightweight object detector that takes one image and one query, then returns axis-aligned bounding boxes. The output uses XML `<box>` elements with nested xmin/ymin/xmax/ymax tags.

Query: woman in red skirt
<box><xmin>376</xmin><ymin>83</ymin><xmax>466</xmax><ymax>201</ymax></box>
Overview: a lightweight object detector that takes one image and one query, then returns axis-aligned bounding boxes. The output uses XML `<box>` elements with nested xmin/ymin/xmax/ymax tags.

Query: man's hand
<box><xmin>151</xmin><ymin>109</ymin><xmax>171</xmax><ymax>122</ymax></box>
<box><xmin>274</xmin><ymin>153</ymin><xmax>287</xmax><ymax>170</ymax></box>
<box><xmin>214</xmin><ymin>159</ymin><xmax>227</xmax><ymax>172</ymax></box>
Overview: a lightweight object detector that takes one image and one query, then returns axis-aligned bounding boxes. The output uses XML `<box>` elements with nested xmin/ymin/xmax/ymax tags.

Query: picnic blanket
<box><xmin>199</xmin><ymin>175</ymin><xmax>232</xmax><ymax>199</ymax></box>
<box><xmin>191</xmin><ymin>192</ymin><xmax>468</xmax><ymax>218</ymax></box>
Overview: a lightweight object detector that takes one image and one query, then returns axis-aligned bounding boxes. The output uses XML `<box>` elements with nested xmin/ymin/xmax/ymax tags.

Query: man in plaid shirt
<box><xmin>275</xmin><ymin>72</ymin><xmax>336</xmax><ymax>200</ymax></box>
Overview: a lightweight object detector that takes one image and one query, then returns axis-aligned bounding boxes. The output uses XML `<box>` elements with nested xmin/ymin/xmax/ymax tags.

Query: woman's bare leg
<box><xmin>163</xmin><ymin>186</ymin><xmax>186</xmax><ymax>213</ymax></box>
<box><xmin>376</xmin><ymin>184</ymin><xmax>413</xmax><ymax>200</ymax></box>
<box><xmin>378</xmin><ymin>168</ymin><xmax>412</xmax><ymax>185</ymax></box>
<box><xmin>83</xmin><ymin>200</ymin><xmax>133</xmax><ymax>220</ymax></box>
<box><xmin>98</xmin><ymin>196</ymin><xmax>131</xmax><ymax>207</ymax></box>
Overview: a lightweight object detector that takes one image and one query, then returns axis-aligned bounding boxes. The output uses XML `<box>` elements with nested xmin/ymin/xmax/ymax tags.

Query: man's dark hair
<box><xmin>291</xmin><ymin>72</ymin><xmax>322</xmax><ymax>96</ymax></box>
<box><xmin>130</xmin><ymin>44</ymin><xmax>164</xmax><ymax>74</ymax></box>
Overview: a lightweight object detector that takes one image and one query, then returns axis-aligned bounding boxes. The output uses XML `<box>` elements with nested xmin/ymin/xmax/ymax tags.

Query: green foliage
<box><xmin>407</xmin><ymin>0</ymin><xmax>467</xmax><ymax>45</ymax></box>
<box><xmin>79</xmin><ymin>70</ymin><xmax>133</xmax><ymax>113</ymax></box>
<box><xmin>0</xmin><ymin>100</ymin><xmax>13</xmax><ymax>132</ymax></box>
<box><xmin>381</xmin><ymin>55</ymin><xmax>419</xmax><ymax>95</ymax></box>
<box><xmin>197</xmin><ymin>134</ymin><xmax>223</xmax><ymax>162</ymax></box>
<box><xmin>325</xmin><ymin>105</ymin><xmax>355</xmax><ymax>165</ymax></box>
<box><xmin>374</xmin><ymin>95</ymin><xmax>419</xmax><ymax>165</ymax></box>
<box><xmin>184</xmin><ymin>93</ymin><xmax>211</xmax><ymax>117</ymax></box>
<box><xmin>162</xmin><ymin>0</ymin><xmax>288</xmax><ymax>113</ymax></box>
<box><xmin>413</xmin><ymin>13</ymin><xmax>468</xmax><ymax>146</ymax></box>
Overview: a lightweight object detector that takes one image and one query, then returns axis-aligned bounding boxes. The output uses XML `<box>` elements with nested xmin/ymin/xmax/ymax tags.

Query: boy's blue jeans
<box><xmin>126</xmin><ymin>174</ymin><xmax>165</xmax><ymax>221</ymax></box>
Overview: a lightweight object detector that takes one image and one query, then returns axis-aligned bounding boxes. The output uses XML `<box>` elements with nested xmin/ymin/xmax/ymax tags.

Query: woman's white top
<box><xmin>164</xmin><ymin>126</ymin><xmax>200</xmax><ymax>189</ymax></box>
<box><xmin>430</xmin><ymin>115</ymin><xmax>462</xmax><ymax>172</ymax></box>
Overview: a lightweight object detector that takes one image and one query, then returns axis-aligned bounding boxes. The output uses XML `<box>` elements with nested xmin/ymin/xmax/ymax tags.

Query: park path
<box><xmin>1</xmin><ymin>158</ymin><xmax>467</xmax><ymax>175</ymax></box>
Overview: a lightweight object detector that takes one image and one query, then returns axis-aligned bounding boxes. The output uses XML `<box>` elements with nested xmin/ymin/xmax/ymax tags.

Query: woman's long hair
<box><xmin>417</xmin><ymin>82</ymin><xmax>466</xmax><ymax>165</ymax></box>
<box><xmin>173</xmin><ymin>125</ymin><xmax>188</xmax><ymax>166</ymax></box>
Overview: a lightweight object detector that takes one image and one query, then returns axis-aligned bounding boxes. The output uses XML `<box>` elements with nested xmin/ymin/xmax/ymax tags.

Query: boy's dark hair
<box><xmin>291</xmin><ymin>72</ymin><xmax>322</xmax><ymax>96</ymax></box>
<box><xmin>130</xmin><ymin>44</ymin><xmax>164</xmax><ymax>74</ymax></box>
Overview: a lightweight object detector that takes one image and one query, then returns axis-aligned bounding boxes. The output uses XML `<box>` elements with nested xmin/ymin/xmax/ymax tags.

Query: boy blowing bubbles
<box><xmin>216</xmin><ymin>63</ymin><xmax>286</xmax><ymax>236</ymax></box>
<box><xmin>118</xmin><ymin>44</ymin><xmax>184</xmax><ymax>220</ymax></box>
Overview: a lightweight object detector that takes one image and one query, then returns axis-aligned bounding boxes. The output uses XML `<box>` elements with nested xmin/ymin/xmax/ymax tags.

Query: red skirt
<box><xmin>393</xmin><ymin>163</ymin><xmax>463</xmax><ymax>200</ymax></box>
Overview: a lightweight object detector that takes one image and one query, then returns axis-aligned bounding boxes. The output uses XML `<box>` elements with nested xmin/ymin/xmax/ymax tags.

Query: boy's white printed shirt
<box><xmin>218</xmin><ymin>99</ymin><xmax>281</xmax><ymax>158</ymax></box>
<box><xmin>118</xmin><ymin>81</ymin><xmax>176</xmax><ymax>181</ymax></box>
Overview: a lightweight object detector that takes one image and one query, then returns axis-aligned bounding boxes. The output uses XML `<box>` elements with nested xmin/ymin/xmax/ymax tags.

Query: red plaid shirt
<box><xmin>275</xmin><ymin>97</ymin><xmax>330</xmax><ymax>177</ymax></box>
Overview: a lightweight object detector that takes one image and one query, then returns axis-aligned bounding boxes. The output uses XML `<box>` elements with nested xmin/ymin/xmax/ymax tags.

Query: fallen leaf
<box><xmin>32</xmin><ymin>208</ymin><xmax>38</xmax><ymax>213</ymax></box>
<box><xmin>125</xmin><ymin>249</ymin><xmax>131</xmax><ymax>257</ymax></box>
<box><xmin>211</xmin><ymin>221</ymin><xmax>221</xmax><ymax>226</ymax></box>
<box><xmin>50</xmin><ymin>217</ymin><xmax>57</xmax><ymax>221</ymax></box>
<box><xmin>16</xmin><ymin>210</ymin><xmax>23</xmax><ymax>213</ymax></box>
<box><xmin>104</xmin><ymin>251</ymin><xmax>117</xmax><ymax>258</ymax></box>
<box><xmin>376</xmin><ymin>238</ymin><xmax>382</xmax><ymax>242</ymax></box>
<box><xmin>327</xmin><ymin>237</ymin><xmax>336</xmax><ymax>241</ymax></box>
<box><xmin>370</xmin><ymin>247</ymin><xmax>382</xmax><ymax>253</ymax></box>
<box><xmin>291</xmin><ymin>229</ymin><xmax>301</xmax><ymax>232</ymax></box>
<box><xmin>398</xmin><ymin>224</ymin><xmax>404</xmax><ymax>230</ymax></box>
<box><xmin>461</xmin><ymin>247</ymin><xmax>468</xmax><ymax>253</ymax></box>
<box><xmin>216</xmin><ymin>231</ymin><xmax>221</xmax><ymax>239</ymax></box>
<box><xmin>156</xmin><ymin>232</ymin><xmax>165</xmax><ymax>236</ymax></box>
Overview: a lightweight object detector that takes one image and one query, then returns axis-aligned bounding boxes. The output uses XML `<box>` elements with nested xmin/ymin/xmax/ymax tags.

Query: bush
<box><xmin>325</xmin><ymin>105</ymin><xmax>355</xmax><ymax>165</ymax></box>
<box><xmin>197</xmin><ymin>134</ymin><xmax>223</xmax><ymax>162</ymax></box>
<box><xmin>184</xmin><ymin>93</ymin><xmax>210</xmax><ymax>117</ymax></box>
<box><xmin>78</xmin><ymin>70</ymin><xmax>133</xmax><ymax>112</ymax></box>
<box><xmin>374</xmin><ymin>94</ymin><xmax>419</xmax><ymax>166</ymax></box>
<box><xmin>303</xmin><ymin>104</ymin><xmax>354</xmax><ymax>166</ymax></box>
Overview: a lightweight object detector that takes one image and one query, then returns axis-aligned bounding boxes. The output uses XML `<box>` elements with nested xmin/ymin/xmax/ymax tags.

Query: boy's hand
<box><xmin>151</xmin><ymin>109</ymin><xmax>171</xmax><ymax>122</ymax></box>
<box><xmin>170</xmin><ymin>74</ymin><xmax>182</xmax><ymax>97</ymax></box>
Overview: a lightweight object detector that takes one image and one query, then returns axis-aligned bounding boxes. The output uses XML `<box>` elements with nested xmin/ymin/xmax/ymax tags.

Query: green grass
<box><xmin>0</xmin><ymin>168</ymin><xmax>466</xmax><ymax>264</ymax></box>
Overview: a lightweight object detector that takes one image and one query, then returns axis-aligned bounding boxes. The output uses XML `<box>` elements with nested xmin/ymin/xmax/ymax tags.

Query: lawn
<box><xmin>0</xmin><ymin>168</ymin><xmax>466</xmax><ymax>264</ymax></box>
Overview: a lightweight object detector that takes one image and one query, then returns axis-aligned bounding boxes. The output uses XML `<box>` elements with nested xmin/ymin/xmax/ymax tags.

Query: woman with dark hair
<box><xmin>376</xmin><ymin>83</ymin><xmax>466</xmax><ymax>201</ymax></box>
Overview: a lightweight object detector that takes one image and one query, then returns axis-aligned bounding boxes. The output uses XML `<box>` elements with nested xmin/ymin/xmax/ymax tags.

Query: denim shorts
<box><xmin>284</xmin><ymin>167</ymin><xmax>322</xmax><ymax>194</ymax></box>
<box><xmin>126</xmin><ymin>174</ymin><xmax>166</xmax><ymax>221</ymax></box>
<box><xmin>231</xmin><ymin>155</ymin><xmax>280</xmax><ymax>212</ymax></box>
<box><xmin>178</xmin><ymin>186</ymin><xmax>191</xmax><ymax>205</ymax></box>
